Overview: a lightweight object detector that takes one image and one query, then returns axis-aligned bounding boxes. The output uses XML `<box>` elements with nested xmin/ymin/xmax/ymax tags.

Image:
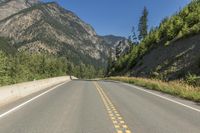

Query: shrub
<box><xmin>185</xmin><ymin>73</ymin><xmax>200</xmax><ymax>87</ymax></box>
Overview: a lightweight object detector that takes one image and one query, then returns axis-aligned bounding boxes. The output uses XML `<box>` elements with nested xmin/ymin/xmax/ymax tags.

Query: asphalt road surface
<box><xmin>0</xmin><ymin>80</ymin><xmax>199</xmax><ymax>133</ymax></box>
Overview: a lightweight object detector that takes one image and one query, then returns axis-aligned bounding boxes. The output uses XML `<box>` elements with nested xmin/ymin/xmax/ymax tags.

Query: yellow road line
<box><xmin>94</xmin><ymin>82</ymin><xmax>132</xmax><ymax>133</ymax></box>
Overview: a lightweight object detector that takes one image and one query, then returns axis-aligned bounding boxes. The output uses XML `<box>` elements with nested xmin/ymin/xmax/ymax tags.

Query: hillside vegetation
<box><xmin>109</xmin><ymin>0</ymin><xmax>200</xmax><ymax>82</ymax></box>
<box><xmin>0</xmin><ymin>38</ymin><xmax>104</xmax><ymax>86</ymax></box>
<box><xmin>0</xmin><ymin>37</ymin><xmax>16</xmax><ymax>54</ymax></box>
<box><xmin>0</xmin><ymin>50</ymin><xmax>104</xmax><ymax>86</ymax></box>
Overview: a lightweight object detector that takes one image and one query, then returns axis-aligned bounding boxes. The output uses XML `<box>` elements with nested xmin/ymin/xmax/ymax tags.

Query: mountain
<box><xmin>114</xmin><ymin>39</ymin><xmax>131</xmax><ymax>58</ymax></box>
<box><xmin>100</xmin><ymin>35</ymin><xmax>131</xmax><ymax>59</ymax></box>
<box><xmin>0</xmin><ymin>0</ymin><xmax>40</xmax><ymax>21</ymax></box>
<box><xmin>100</xmin><ymin>35</ymin><xmax>126</xmax><ymax>47</ymax></box>
<box><xmin>0</xmin><ymin>1</ymin><xmax>113</xmax><ymax>68</ymax></box>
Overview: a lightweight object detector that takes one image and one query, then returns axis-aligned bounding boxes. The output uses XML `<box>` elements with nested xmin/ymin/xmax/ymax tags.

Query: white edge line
<box><xmin>0</xmin><ymin>81</ymin><xmax>69</xmax><ymax>119</ymax></box>
<box><xmin>123</xmin><ymin>83</ymin><xmax>200</xmax><ymax>113</ymax></box>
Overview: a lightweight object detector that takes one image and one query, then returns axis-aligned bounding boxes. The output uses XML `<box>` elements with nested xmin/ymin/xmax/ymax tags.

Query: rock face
<box><xmin>115</xmin><ymin>39</ymin><xmax>130</xmax><ymax>59</ymax></box>
<box><xmin>100</xmin><ymin>35</ymin><xmax>131</xmax><ymax>59</ymax></box>
<box><xmin>100</xmin><ymin>35</ymin><xmax>126</xmax><ymax>47</ymax></box>
<box><xmin>0</xmin><ymin>0</ymin><xmax>40</xmax><ymax>21</ymax></box>
<box><xmin>0</xmin><ymin>1</ymin><xmax>116</xmax><ymax>67</ymax></box>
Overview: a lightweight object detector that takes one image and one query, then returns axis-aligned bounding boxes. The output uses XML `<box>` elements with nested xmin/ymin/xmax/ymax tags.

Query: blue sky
<box><xmin>42</xmin><ymin>0</ymin><xmax>191</xmax><ymax>37</ymax></box>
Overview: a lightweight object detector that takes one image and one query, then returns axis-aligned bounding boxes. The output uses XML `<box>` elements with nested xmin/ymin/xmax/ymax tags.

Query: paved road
<box><xmin>0</xmin><ymin>80</ymin><xmax>199</xmax><ymax>133</ymax></box>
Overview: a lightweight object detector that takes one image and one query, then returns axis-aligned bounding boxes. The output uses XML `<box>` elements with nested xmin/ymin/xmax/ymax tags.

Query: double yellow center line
<box><xmin>94</xmin><ymin>82</ymin><xmax>132</xmax><ymax>133</ymax></box>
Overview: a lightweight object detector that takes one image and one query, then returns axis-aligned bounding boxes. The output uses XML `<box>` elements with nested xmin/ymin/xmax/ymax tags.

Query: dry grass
<box><xmin>106</xmin><ymin>77</ymin><xmax>200</xmax><ymax>102</ymax></box>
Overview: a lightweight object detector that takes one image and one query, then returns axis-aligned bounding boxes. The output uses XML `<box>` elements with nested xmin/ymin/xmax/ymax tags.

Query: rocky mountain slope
<box><xmin>100</xmin><ymin>35</ymin><xmax>126</xmax><ymax>47</ymax></box>
<box><xmin>100</xmin><ymin>35</ymin><xmax>131</xmax><ymax>58</ymax></box>
<box><xmin>0</xmin><ymin>0</ymin><xmax>121</xmax><ymax>67</ymax></box>
<box><xmin>115</xmin><ymin>39</ymin><xmax>131</xmax><ymax>58</ymax></box>
<box><xmin>0</xmin><ymin>0</ymin><xmax>40</xmax><ymax>21</ymax></box>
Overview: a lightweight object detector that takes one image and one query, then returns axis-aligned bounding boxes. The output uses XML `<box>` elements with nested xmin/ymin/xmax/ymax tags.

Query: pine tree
<box><xmin>131</xmin><ymin>26</ymin><xmax>138</xmax><ymax>44</ymax></box>
<box><xmin>128</xmin><ymin>35</ymin><xmax>132</xmax><ymax>44</ymax></box>
<box><xmin>138</xmin><ymin>7</ymin><xmax>148</xmax><ymax>41</ymax></box>
<box><xmin>115</xmin><ymin>42</ymin><xmax>122</xmax><ymax>59</ymax></box>
<box><xmin>106</xmin><ymin>48</ymin><xmax>113</xmax><ymax>76</ymax></box>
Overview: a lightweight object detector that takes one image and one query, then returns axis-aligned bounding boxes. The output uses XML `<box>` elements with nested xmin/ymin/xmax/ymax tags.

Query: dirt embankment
<box><xmin>131</xmin><ymin>34</ymin><xmax>200</xmax><ymax>80</ymax></box>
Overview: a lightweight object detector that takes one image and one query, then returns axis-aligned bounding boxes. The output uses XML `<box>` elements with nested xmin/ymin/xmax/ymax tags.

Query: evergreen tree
<box><xmin>131</xmin><ymin>26</ymin><xmax>138</xmax><ymax>44</ymax></box>
<box><xmin>115</xmin><ymin>42</ymin><xmax>122</xmax><ymax>59</ymax></box>
<box><xmin>67</xmin><ymin>62</ymin><xmax>72</xmax><ymax>77</ymax></box>
<box><xmin>128</xmin><ymin>35</ymin><xmax>132</xmax><ymax>44</ymax></box>
<box><xmin>106</xmin><ymin>48</ymin><xmax>113</xmax><ymax>76</ymax></box>
<box><xmin>138</xmin><ymin>7</ymin><xmax>149</xmax><ymax>41</ymax></box>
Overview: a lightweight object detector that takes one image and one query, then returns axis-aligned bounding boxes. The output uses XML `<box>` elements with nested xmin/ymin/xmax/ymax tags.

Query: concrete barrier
<box><xmin>0</xmin><ymin>76</ymin><xmax>71</xmax><ymax>107</ymax></box>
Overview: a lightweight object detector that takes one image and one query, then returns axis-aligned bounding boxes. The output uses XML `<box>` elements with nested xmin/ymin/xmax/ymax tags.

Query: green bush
<box><xmin>0</xmin><ymin>50</ymin><xmax>104</xmax><ymax>86</ymax></box>
<box><xmin>185</xmin><ymin>73</ymin><xmax>200</xmax><ymax>87</ymax></box>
